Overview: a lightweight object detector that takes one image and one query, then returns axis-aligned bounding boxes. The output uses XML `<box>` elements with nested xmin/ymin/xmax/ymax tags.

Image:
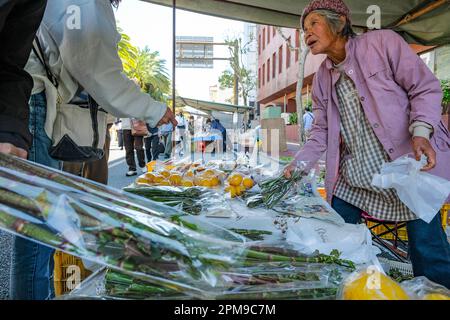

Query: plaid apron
<box><xmin>333</xmin><ymin>72</ymin><xmax>416</xmax><ymax>222</ymax></box>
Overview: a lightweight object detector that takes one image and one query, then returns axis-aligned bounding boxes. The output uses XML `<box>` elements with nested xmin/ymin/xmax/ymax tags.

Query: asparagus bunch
<box><xmin>0</xmin><ymin>152</ymin><xmax>178</xmax><ymax>219</ymax></box>
<box><xmin>259</xmin><ymin>169</ymin><xmax>304</xmax><ymax>209</ymax></box>
<box><xmin>123</xmin><ymin>186</ymin><xmax>205</xmax><ymax>215</ymax></box>
<box><xmin>228</xmin><ymin>228</ymin><xmax>272</xmax><ymax>241</ymax></box>
<box><xmin>102</xmin><ymin>266</ymin><xmax>343</xmax><ymax>300</ymax></box>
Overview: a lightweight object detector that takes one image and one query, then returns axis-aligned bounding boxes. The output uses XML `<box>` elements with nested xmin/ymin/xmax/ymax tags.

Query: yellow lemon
<box><xmin>153</xmin><ymin>175</ymin><xmax>165</xmax><ymax>183</ymax></box>
<box><xmin>201</xmin><ymin>179</ymin><xmax>211</xmax><ymax>187</ymax></box>
<box><xmin>343</xmin><ymin>270</ymin><xmax>410</xmax><ymax>300</ymax></box>
<box><xmin>160</xmin><ymin>170</ymin><xmax>171</xmax><ymax>178</ymax></box>
<box><xmin>229</xmin><ymin>186</ymin><xmax>239</xmax><ymax>198</ymax></box>
<box><xmin>184</xmin><ymin>170</ymin><xmax>195</xmax><ymax>178</ymax></box>
<box><xmin>169</xmin><ymin>174</ymin><xmax>182</xmax><ymax>186</ymax></box>
<box><xmin>165</xmin><ymin>165</ymin><xmax>176</xmax><ymax>171</ymax></box>
<box><xmin>210</xmin><ymin>176</ymin><xmax>220</xmax><ymax>187</ymax></box>
<box><xmin>238</xmin><ymin>184</ymin><xmax>246</xmax><ymax>194</ymax></box>
<box><xmin>181</xmin><ymin>180</ymin><xmax>194</xmax><ymax>187</ymax></box>
<box><xmin>224</xmin><ymin>185</ymin><xmax>231</xmax><ymax>192</ymax></box>
<box><xmin>159</xmin><ymin>180</ymin><xmax>171</xmax><ymax>186</ymax></box>
<box><xmin>193</xmin><ymin>177</ymin><xmax>206</xmax><ymax>187</ymax></box>
<box><xmin>136</xmin><ymin>177</ymin><xmax>149</xmax><ymax>184</ymax></box>
<box><xmin>228</xmin><ymin>173</ymin><xmax>243</xmax><ymax>187</ymax></box>
<box><xmin>243</xmin><ymin>177</ymin><xmax>254</xmax><ymax>190</ymax></box>
<box><xmin>145</xmin><ymin>173</ymin><xmax>156</xmax><ymax>182</ymax></box>
<box><xmin>204</xmin><ymin>169</ymin><xmax>216</xmax><ymax>176</ymax></box>
<box><xmin>423</xmin><ymin>293</ymin><xmax>450</xmax><ymax>300</ymax></box>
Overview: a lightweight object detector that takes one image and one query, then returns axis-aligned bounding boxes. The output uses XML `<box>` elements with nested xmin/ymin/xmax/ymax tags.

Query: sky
<box><xmin>114</xmin><ymin>0</ymin><xmax>245</xmax><ymax>101</ymax></box>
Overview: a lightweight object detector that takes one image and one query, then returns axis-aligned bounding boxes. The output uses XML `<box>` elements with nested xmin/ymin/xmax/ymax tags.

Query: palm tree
<box><xmin>117</xmin><ymin>27</ymin><xmax>138</xmax><ymax>74</ymax></box>
<box><xmin>117</xmin><ymin>28</ymin><xmax>171</xmax><ymax>102</ymax></box>
<box><xmin>129</xmin><ymin>47</ymin><xmax>171</xmax><ymax>102</ymax></box>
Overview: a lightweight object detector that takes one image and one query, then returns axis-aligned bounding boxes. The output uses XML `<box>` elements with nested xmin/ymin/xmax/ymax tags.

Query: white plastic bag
<box><xmin>286</xmin><ymin>218</ymin><xmax>381</xmax><ymax>265</ymax></box>
<box><xmin>371</xmin><ymin>155</ymin><xmax>450</xmax><ymax>223</ymax></box>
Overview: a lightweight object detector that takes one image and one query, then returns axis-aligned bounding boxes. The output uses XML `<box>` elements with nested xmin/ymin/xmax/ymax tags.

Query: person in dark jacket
<box><xmin>144</xmin><ymin>124</ymin><xmax>161</xmax><ymax>162</ymax></box>
<box><xmin>0</xmin><ymin>0</ymin><xmax>48</xmax><ymax>158</ymax></box>
<box><xmin>211</xmin><ymin>118</ymin><xmax>227</xmax><ymax>152</ymax></box>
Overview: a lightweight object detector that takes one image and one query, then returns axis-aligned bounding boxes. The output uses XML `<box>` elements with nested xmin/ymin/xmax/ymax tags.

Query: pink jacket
<box><xmin>294</xmin><ymin>30</ymin><xmax>450</xmax><ymax>203</ymax></box>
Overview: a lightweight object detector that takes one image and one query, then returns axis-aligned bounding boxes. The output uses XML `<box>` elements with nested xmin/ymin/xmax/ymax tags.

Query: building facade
<box><xmin>256</xmin><ymin>25</ymin><xmax>325</xmax><ymax>115</ymax></box>
<box><xmin>256</xmin><ymin>25</ymin><xmax>448</xmax><ymax>142</ymax></box>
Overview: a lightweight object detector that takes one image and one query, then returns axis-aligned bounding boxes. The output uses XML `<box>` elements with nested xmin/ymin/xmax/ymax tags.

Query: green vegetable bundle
<box><xmin>259</xmin><ymin>169</ymin><xmax>304</xmax><ymax>209</ymax></box>
<box><xmin>123</xmin><ymin>186</ymin><xmax>205</xmax><ymax>215</ymax></box>
<box><xmin>99</xmin><ymin>262</ymin><xmax>348</xmax><ymax>300</ymax></box>
<box><xmin>0</xmin><ymin>153</ymin><xmax>355</xmax><ymax>299</ymax></box>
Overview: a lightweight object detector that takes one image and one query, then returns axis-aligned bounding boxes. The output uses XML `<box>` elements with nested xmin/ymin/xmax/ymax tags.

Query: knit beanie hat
<box><xmin>301</xmin><ymin>0</ymin><xmax>351</xmax><ymax>30</ymax></box>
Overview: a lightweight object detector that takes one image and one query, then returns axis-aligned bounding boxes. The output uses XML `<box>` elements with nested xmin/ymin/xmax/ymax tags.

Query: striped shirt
<box><xmin>333</xmin><ymin>71</ymin><xmax>417</xmax><ymax>222</ymax></box>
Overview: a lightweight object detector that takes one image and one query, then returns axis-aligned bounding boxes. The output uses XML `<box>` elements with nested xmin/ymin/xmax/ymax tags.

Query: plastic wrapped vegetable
<box><xmin>258</xmin><ymin>161</ymin><xmax>310</xmax><ymax>209</ymax></box>
<box><xmin>0</xmin><ymin>153</ymin><xmax>356</xmax><ymax>299</ymax></box>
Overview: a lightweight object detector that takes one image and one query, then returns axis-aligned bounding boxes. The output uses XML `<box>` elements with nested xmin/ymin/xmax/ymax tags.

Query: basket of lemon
<box><xmin>136</xmin><ymin>164</ymin><xmax>225</xmax><ymax>189</ymax></box>
<box><xmin>224</xmin><ymin>172</ymin><xmax>256</xmax><ymax>198</ymax></box>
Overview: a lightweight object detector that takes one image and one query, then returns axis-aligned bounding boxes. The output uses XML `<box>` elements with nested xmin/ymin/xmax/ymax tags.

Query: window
<box><xmin>295</xmin><ymin>29</ymin><xmax>300</xmax><ymax>61</ymax></box>
<box><xmin>267</xmin><ymin>58</ymin><xmax>270</xmax><ymax>82</ymax></box>
<box><xmin>278</xmin><ymin>46</ymin><xmax>283</xmax><ymax>74</ymax></box>
<box><xmin>258</xmin><ymin>67</ymin><xmax>261</xmax><ymax>88</ymax></box>
<box><xmin>258</xmin><ymin>34</ymin><xmax>261</xmax><ymax>55</ymax></box>
<box><xmin>262</xmin><ymin>63</ymin><xmax>266</xmax><ymax>86</ymax></box>
<box><xmin>267</xmin><ymin>26</ymin><xmax>271</xmax><ymax>44</ymax></box>
<box><xmin>262</xmin><ymin>28</ymin><xmax>266</xmax><ymax>50</ymax></box>
<box><xmin>272</xmin><ymin>52</ymin><xmax>276</xmax><ymax>78</ymax></box>
<box><xmin>286</xmin><ymin>37</ymin><xmax>291</xmax><ymax>68</ymax></box>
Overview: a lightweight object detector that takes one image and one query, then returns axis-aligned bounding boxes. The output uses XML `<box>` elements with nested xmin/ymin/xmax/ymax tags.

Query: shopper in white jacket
<box><xmin>25</xmin><ymin>0</ymin><xmax>177</xmax><ymax>132</ymax></box>
<box><xmin>12</xmin><ymin>0</ymin><xmax>177</xmax><ymax>300</ymax></box>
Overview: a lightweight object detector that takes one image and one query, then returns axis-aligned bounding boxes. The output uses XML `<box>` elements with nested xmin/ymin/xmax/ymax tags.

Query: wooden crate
<box><xmin>53</xmin><ymin>251</ymin><xmax>92</xmax><ymax>296</ymax></box>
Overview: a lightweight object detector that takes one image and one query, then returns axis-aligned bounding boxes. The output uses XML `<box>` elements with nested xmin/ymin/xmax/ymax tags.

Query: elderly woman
<box><xmin>285</xmin><ymin>0</ymin><xmax>450</xmax><ymax>288</ymax></box>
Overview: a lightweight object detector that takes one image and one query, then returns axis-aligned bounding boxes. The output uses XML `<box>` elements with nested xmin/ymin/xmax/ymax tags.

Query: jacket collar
<box><xmin>323</xmin><ymin>36</ymin><xmax>355</xmax><ymax>71</ymax></box>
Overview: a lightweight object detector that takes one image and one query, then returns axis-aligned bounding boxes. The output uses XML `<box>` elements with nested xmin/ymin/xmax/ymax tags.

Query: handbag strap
<box><xmin>88</xmin><ymin>95</ymin><xmax>100</xmax><ymax>149</ymax></box>
<box><xmin>32</xmin><ymin>37</ymin><xmax>59</xmax><ymax>89</ymax></box>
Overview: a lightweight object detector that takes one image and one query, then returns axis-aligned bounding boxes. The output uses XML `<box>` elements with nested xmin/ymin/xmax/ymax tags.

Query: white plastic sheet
<box><xmin>372</xmin><ymin>156</ymin><xmax>450</xmax><ymax>223</ymax></box>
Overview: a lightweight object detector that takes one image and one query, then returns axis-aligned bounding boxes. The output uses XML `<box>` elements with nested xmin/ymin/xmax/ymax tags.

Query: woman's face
<box><xmin>303</xmin><ymin>12</ymin><xmax>339</xmax><ymax>55</ymax></box>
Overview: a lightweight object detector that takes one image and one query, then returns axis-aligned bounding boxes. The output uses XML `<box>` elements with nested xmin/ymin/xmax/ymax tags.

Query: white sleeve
<box><xmin>55</xmin><ymin>1</ymin><xmax>167</xmax><ymax>127</ymax></box>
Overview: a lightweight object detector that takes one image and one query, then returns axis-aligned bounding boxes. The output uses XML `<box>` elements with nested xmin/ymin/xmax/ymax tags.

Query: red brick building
<box><xmin>257</xmin><ymin>26</ymin><xmax>325</xmax><ymax>114</ymax></box>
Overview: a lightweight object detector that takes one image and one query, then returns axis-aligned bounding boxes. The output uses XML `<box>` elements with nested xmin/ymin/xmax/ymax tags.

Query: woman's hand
<box><xmin>412</xmin><ymin>136</ymin><xmax>436</xmax><ymax>171</ymax></box>
<box><xmin>283</xmin><ymin>162</ymin><xmax>297</xmax><ymax>179</ymax></box>
<box><xmin>0</xmin><ymin>143</ymin><xmax>27</xmax><ymax>159</ymax></box>
<box><xmin>157</xmin><ymin>108</ymin><xmax>178</xmax><ymax>127</ymax></box>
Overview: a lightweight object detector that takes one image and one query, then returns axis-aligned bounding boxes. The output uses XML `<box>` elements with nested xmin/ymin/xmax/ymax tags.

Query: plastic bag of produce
<box><xmin>337</xmin><ymin>266</ymin><xmax>410</xmax><ymax>300</ymax></box>
<box><xmin>0</xmin><ymin>153</ymin><xmax>358</xmax><ymax>299</ymax></box>
<box><xmin>400</xmin><ymin>276</ymin><xmax>450</xmax><ymax>300</ymax></box>
<box><xmin>372</xmin><ymin>155</ymin><xmax>450</xmax><ymax>223</ymax></box>
<box><xmin>0</xmin><ymin>153</ymin><xmax>249</xmax><ymax>297</ymax></box>
<box><xmin>272</xmin><ymin>171</ymin><xmax>345</xmax><ymax>225</ymax></box>
<box><xmin>257</xmin><ymin>161</ymin><xmax>311</xmax><ymax>209</ymax></box>
<box><xmin>286</xmin><ymin>218</ymin><xmax>380</xmax><ymax>265</ymax></box>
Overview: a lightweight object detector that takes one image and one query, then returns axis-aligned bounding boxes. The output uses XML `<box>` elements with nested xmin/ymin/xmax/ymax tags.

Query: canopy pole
<box><xmin>172</xmin><ymin>0</ymin><xmax>176</xmax><ymax>114</ymax></box>
<box><xmin>395</xmin><ymin>0</ymin><xmax>447</xmax><ymax>27</ymax></box>
<box><xmin>171</xmin><ymin>0</ymin><xmax>177</xmax><ymax>157</ymax></box>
